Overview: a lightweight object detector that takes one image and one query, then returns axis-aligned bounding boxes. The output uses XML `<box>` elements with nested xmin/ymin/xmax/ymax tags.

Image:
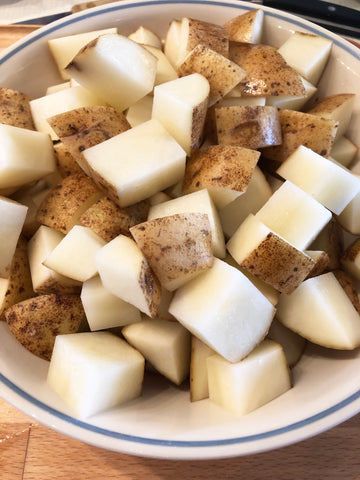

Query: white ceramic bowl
<box><xmin>0</xmin><ymin>0</ymin><xmax>359</xmax><ymax>460</ymax></box>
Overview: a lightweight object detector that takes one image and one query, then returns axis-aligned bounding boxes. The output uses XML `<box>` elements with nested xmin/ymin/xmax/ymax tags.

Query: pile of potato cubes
<box><xmin>0</xmin><ymin>9</ymin><xmax>360</xmax><ymax>419</ymax></box>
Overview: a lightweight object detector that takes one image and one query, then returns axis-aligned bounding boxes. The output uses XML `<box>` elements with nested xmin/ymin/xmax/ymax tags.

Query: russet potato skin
<box><xmin>223</xmin><ymin>9</ymin><xmax>263</xmax><ymax>44</ymax></box>
<box><xmin>5</xmin><ymin>294</ymin><xmax>84</xmax><ymax>360</ymax></box>
<box><xmin>186</xmin><ymin>18</ymin><xmax>229</xmax><ymax>59</ymax></box>
<box><xmin>0</xmin><ymin>87</ymin><xmax>35</xmax><ymax>130</ymax></box>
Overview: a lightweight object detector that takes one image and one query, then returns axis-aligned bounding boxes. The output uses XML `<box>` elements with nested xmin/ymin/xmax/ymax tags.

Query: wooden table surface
<box><xmin>0</xmin><ymin>24</ymin><xmax>360</xmax><ymax>480</ymax></box>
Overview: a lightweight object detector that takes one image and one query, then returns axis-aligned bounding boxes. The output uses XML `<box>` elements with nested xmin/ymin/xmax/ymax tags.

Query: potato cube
<box><xmin>223</xmin><ymin>9</ymin><xmax>264</xmax><ymax>44</ymax></box>
<box><xmin>128</xmin><ymin>25</ymin><xmax>162</xmax><ymax>49</ymax></box>
<box><xmin>0</xmin><ymin>87</ymin><xmax>35</xmax><ymax>130</ymax></box>
<box><xmin>337</xmin><ymin>175</ymin><xmax>360</xmax><ymax>235</ymax></box>
<box><xmin>47</xmin><ymin>332</ymin><xmax>145</xmax><ymax>418</ymax></box>
<box><xmin>267</xmin><ymin>319</ymin><xmax>306</xmax><ymax>368</ymax></box>
<box><xmin>341</xmin><ymin>238</ymin><xmax>360</xmax><ymax>282</ymax></box>
<box><xmin>190</xmin><ymin>336</ymin><xmax>215</xmax><ymax>402</ymax></box>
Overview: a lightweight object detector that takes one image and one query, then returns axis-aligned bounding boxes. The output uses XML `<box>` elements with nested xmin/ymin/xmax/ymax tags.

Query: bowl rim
<box><xmin>0</xmin><ymin>0</ymin><xmax>359</xmax><ymax>460</ymax></box>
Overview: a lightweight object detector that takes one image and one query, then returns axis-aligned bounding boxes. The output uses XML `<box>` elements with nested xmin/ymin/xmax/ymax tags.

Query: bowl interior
<box><xmin>0</xmin><ymin>0</ymin><xmax>359</xmax><ymax>460</ymax></box>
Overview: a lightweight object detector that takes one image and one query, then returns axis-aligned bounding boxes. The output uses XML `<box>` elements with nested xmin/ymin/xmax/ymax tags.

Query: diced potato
<box><xmin>130</xmin><ymin>213</ymin><xmax>214</xmax><ymax>291</ymax></box>
<box><xmin>266</xmin><ymin>77</ymin><xmax>317</xmax><ymax>110</ymax></box>
<box><xmin>305</xmin><ymin>250</ymin><xmax>330</xmax><ymax>278</ymax></box>
<box><xmin>65</xmin><ymin>33</ymin><xmax>158</xmax><ymax>111</ymax></box>
<box><xmin>229</xmin><ymin>43</ymin><xmax>305</xmax><ymax>97</ymax></box>
<box><xmin>0</xmin><ymin>197</ymin><xmax>28</xmax><ymax>278</ymax></box>
<box><xmin>255</xmin><ymin>181</ymin><xmax>332</xmax><ymax>251</ymax></box>
<box><xmin>341</xmin><ymin>238</ymin><xmax>360</xmax><ymax>282</ymax></box>
<box><xmin>148</xmin><ymin>189</ymin><xmax>225</xmax><ymax>258</ymax></box>
<box><xmin>336</xmin><ymin>174</ymin><xmax>360</xmax><ymax>235</ymax></box>
<box><xmin>330</xmin><ymin>136</ymin><xmax>358</xmax><ymax>167</ymax></box>
<box><xmin>190</xmin><ymin>336</ymin><xmax>215</xmax><ymax>402</ymax></box>
<box><xmin>333</xmin><ymin>269</ymin><xmax>360</xmax><ymax>314</ymax></box>
<box><xmin>223</xmin><ymin>9</ymin><xmax>264</xmax><ymax>43</ymax></box>
<box><xmin>46</xmin><ymin>82</ymin><xmax>71</xmax><ymax>95</ymax></box>
<box><xmin>47</xmin><ymin>332</ymin><xmax>145</xmax><ymax>418</ymax></box>
<box><xmin>128</xmin><ymin>25</ymin><xmax>162</xmax><ymax>49</ymax></box>
<box><xmin>122</xmin><ymin>317</ymin><xmax>191</xmax><ymax>385</ymax></box>
<box><xmin>277</xmin><ymin>272</ymin><xmax>360</xmax><ymax>349</ymax></box>
<box><xmin>169</xmin><ymin>258</ymin><xmax>275</xmax><ymax>363</ymax></box>
<box><xmin>82</xmin><ymin>119</ymin><xmax>186</xmax><ymax>207</ymax></box>
<box><xmin>5</xmin><ymin>294</ymin><xmax>84</xmax><ymax>360</ymax></box>
<box><xmin>143</xmin><ymin>44</ymin><xmax>178</xmax><ymax>86</ymax></box>
<box><xmin>207</xmin><ymin>339</ymin><xmax>291</xmax><ymax>415</ymax></box>
<box><xmin>278</xmin><ymin>31</ymin><xmax>332</xmax><ymax>85</ymax></box>
<box><xmin>53</xmin><ymin>142</ymin><xmax>83</xmax><ymax>177</ymax></box>
<box><xmin>95</xmin><ymin>235</ymin><xmax>161</xmax><ymax>318</ymax></box>
<box><xmin>267</xmin><ymin>319</ymin><xmax>306</xmax><ymax>368</ymax></box>
<box><xmin>28</xmin><ymin>225</ymin><xmax>82</xmax><ymax>294</ymax></box>
<box><xmin>0</xmin><ymin>124</ymin><xmax>55</xmax><ymax>190</ymax></box>
<box><xmin>152</xmin><ymin>73</ymin><xmax>209</xmax><ymax>156</ymax></box>
<box><xmin>276</xmin><ymin>145</ymin><xmax>360</xmax><ymax>215</ymax></box>
<box><xmin>0</xmin><ymin>87</ymin><xmax>35</xmax><ymax>130</ymax></box>
<box><xmin>177</xmin><ymin>45</ymin><xmax>246</xmax><ymax>106</ymax></box>
<box><xmin>310</xmin><ymin>218</ymin><xmax>344</xmax><ymax>270</ymax></box>
<box><xmin>216</xmin><ymin>105</ymin><xmax>281</xmax><ymax>149</ymax></box>
<box><xmin>81</xmin><ymin>275</ymin><xmax>141</xmax><ymax>331</ymax></box>
<box><xmin>125</xmin><ymin>95</ymin><xmax>153</xmax><ymax>127</ymax></box>
<box><xmin>227</xmin><ymin>214</ymin><xmax>315</xmax><ymax>294</ymax></box>
<box><xmin>36</xmin><ymin>172</ymin><xmax>104</xmax><ymax>234</ymax></box>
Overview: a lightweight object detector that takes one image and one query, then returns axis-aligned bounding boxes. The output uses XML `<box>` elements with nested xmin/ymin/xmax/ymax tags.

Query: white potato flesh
<box><xmin>43</xmin><ymin>225</ymin><xmax>106</xmax><ymax>283</ymax></box>
<box><xmin>330</xmin><ymin>136</ymin><xmax>358</xmax><ymax>167</ymax></box>
<box><xmin>143</xmin><ymin>45</ymin><xmax>178</xmax><ymax>86</ymax></box>
<box><xmin>83</xmin><ymin>119</ymin><xmax>186</xmax><ymax>207</ymax></box>
<box><xmin>128</xmin><ymin>26</ymin><xmax>162</xmax><ymax>49</ymax></box>
<box><xmin>28</xmin><ymin>225</ymin><xmax>82</xmax><ymax>293</ymax></box>
<box><xmin>207</xmin><ymin>339</ymin><xmax>291</xmax><ymax>416</ymax></box>
<box><xmin>219</xmin><ymin>95</ymin><xmax>266</xmax><ymax>105</ymax></box>
<box><xmin>0</xmin><ymin>197</ymin><xmax>28</xmax><ymax>278</ymax></box>
<box><xmin>219</xmin><ymin>166</ymin><xmax>272</xmax><ymax>238</ymax></box>
<box><xmin>95</xmin><ymin>234</ymin><xmax>161</xmax><ymax>318</ymax></box>
<box><xmin>48</xmin><ymin>28</ymin><xmax>118</xmax><ymax>79</ymax></box>
<box><xmin>122</xmin><ymin>317</ymin><xmax>191</xmax><ymax>385</ymax></box>
<box><xmin>81</xmin><ymin>275</ymin><xmax>141</xmax><ymax>331</ymax></box>
<box><xmin>190</xmin><ymin>335</ymin><xmax>215</xmax><ymax>402</ymax></box>
<box><xmin>148</xmin><ymin>189</ymin><xmax>225</xmax><ymax>258</ymax></box>
<box><xmin>30</xmin><ymin>86</ymin><xmax>106</xmax><ymax>140</ymax></box>
<box><xmin>0</xmin><ymin>124</ymin><xmax>55</xmax><ymax>190</ymax></box>
<box><xmin>152</xmin><ymin>73</ymin><xmax>209</xmax><ymax>155</ymax></box>
<box><xmin>341</xmin><ymin>241</ymin><xmax>360</xmax><ymax>282</ymax></box>
<box><xmin>125</xmin><ymin>95</ymin><xmax>153</xmax><ymax>127</ymax></box>
<box><xmin>278</xmin><ymin>32</ymin><xmax>332</xmax><ymax>85</ymax></box>
<box><xmin>337</xmin><ymin>175</ymin><xmax>360</xmax><ymax>234</ymax></box>
<box><xmin>277</xmin><ymin>145</ymin><xmax>360</xmax><ymax>215</ymax></box>
<box><xmin>65</xmin><ymin>33</ymin><xmax>158</xmax><ymax>111</ymax></box>
<box><xmin>266</xmin><ymin>77</ymin><xmax>317</xmax><ymax>110</ymax></box>
<box><xmin>255</xmin><ymin>180</ymin><xmax>332</xmax><ymax>250</ymax></box>
<box><xmin>267</xmin><ymin>319</ymin><xmax>306</xmax><ymax>368</ymax></box>
<box><xmin>47</xmin><ymin>332</ymin><xmax>145</xmax><ymax>419</ymax></box>
<box><xmin>277</xmin><ymin>272</ymin><xmax>360</xmax><ymax>349</ymax></box>
<box><xmin>169</xmin><ymin>258</ymin><xmax>275</xmax><ymax>363</ymax></box>
<box><xmin>46</xmin><ymin>82</ymin><xmax>71</xmax><ymax>95</ymax></box>
<box><xmin>164</xmin><ymin>19</ymin><xmax>182</xmax><ymax>69</ymax></box>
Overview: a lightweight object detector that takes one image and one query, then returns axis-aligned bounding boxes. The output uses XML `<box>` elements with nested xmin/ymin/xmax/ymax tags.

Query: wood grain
<box><xmin>0</xmin><ymin>24</ymin><xmax>360</xmax><ymax>480</ymax></box>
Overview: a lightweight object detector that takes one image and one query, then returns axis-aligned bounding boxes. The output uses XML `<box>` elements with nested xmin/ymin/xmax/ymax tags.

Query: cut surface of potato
<box><xmin>36</xmin><ymin>172</ymin><xmax>103</xmax><ymax>234</ymax></box>
<box><xmin>5</xmin><ymin>294</ymin><xmax>84</xmax><ymax>360</ymax></box>
<box><xmin>207</xmin><ymin>339</ymin><xmax>291</xmax><ymax>416</ymax></box>
<box><xmin>0</xmin><ymin>123</ymin><xmax>55</xmax><ymax>190</ymax></box>
<box><xmin>330</xmin><ymin>136</ymin><xmax>358</xmax><ymax>167</ymax></box>
<box><xmin>267</xmin><ymin>319</ymin><xmax>306</xmax><ymax>368</ymax></box>
<box><xmin>227</xmin><ymin>213</ymin><xmax>315</xmax><ymax>294</ymax></box>
<box><xmin>223</xmin><ymin>9</ymin><xmax>264</xmax><ymax>43</ymax></box>
<box><xmin>28</xmin><ymin>225</ymin><xmax>82</xmax><ymax>294</ymax></box>
<box><xmin>83</xmin><ymin>118</ymin><xmax>186</xmax><ymax>207</ymax></box>
<box><xmin>310</xmin><ymin>217</ymin><xmax>344</xmax><ymax>271</ymax></box>
<box><xmin>190</xmin><ymin>336</ymin><xmax>215</xmax><ymax>402</ymax></box>
<box><xmin>130</xmin><ymin>212</ymin><xmax>214</xmax><ymax>291</ymax></box>
<box><xmin>215</xmin><ymin>105</ymin><xmax>281</xmax><ymax>149</ymax></box>
<box><xmin>95</xmin><ymin>234</ymin><xmax>161</xmax><ymax>318</ymax></box>
<box><xmin>43</xmin><ymin>225</ymin><xmax>106</xmax><ymax>283</ymax></box>
<box><xmin>340</xmin><ymin>238</ymin><xmax>360</xmax><ymax>282</ymax></box>
<box><xmin>65</xmin><ymin>33</ymin><xmax>158</xmax><ymax>111</ymax></box>
<box><xmin>276</xmin><ymin>145</ymin><xmax>360</xmax><ymax>215</ymax></box>
<box><xmin>229</xmin><ymin>43</ymin><xmax>305</xmax><ymax>97</ymax></box>
<box><xmin>143</xmin><ymin>44</ymin><xmax>178</xmax><ymax>86</ymax></box>
<box><xmin>148</xmin><ymin>189</ymin><xmax>225</xmax><ymax>258</ymax></box>
<box><xmin>152</xmin><ymin>73</ymin><xmax>209</xmax><ymax>156</ymax></box>
<box><xmin>177</xmin><ymin>45</ymin><xmax>246</xmax><ymax>106</ymax></box>
<box><xmin>333</xmin><ymin>269</ymin><xmax>360</xmax><ymax>314</ymax></box>
<box><xmin>53</xmin><ymin>142</ymin><xmax>83</xmax><ymax>177</ymax></box>
<box><xmin>122</xmin><ymin>317</ymin><xmax>191</xmax><ymax>385</ymax></box>
<box><xmin>255</xmin><ymin>181</ymin><xmax>332</xmax><ymax>251</ymax></box>
<box><xmin>47</xmin><ymin>332</ymin><xmax>144</xmax><ymax>418</ymax></box>
<box><xmin>81</xmin><ymin>275</ymin><xmax>141</xmax><ymax>331</ymax></box>
<box><xmin>0</xmin><ymin>196</ymin><xmax>28</xmax><ymax>279</ymax></box>
<box><xmin>277</xmin><ymin>272</ymin><xmax>360</xmax><ymax>349</ymax></box>
<box><xmin>336</xmin><ymin>174</ymin><xmax>360</xmax><ymax>235</ymax></box>
<box><xmin>0</xmin><ymin>87</ymin><xmax>35</xmax><ymax>130</ymax></box>
<box><xmin>278</xmin><ymin>31</ymin><xmax>332</xmax><ymax>85</ymax></box>
<box><xmin>169</xmin><ymin>258</ymin><xmax>275</xmax><ymax>363</ymax></box>
<box><xmin>128</xmin><ymin>25</ymin><xmax>162</xmax><ymax>49</ymax></box>
<box><xmin>266</xmin><ymin>76</ymin><xmax>317</xmax><ymax>111</ymax></box>
<box><xmin>125</xmin><ymin>95</ymin><xmax>153</xmax><ymax>128</ymax></box>
<box><xmin>79</xmin><ymin>196</ymin><xmax>149</xmax><ymax>242</ymax></box>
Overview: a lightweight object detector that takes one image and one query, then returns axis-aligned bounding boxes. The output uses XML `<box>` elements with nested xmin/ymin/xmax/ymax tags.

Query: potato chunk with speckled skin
<box><xmin>0</xmin><ymin>87</ymin><xmax>35</xmax><ymax>130</ymax></box>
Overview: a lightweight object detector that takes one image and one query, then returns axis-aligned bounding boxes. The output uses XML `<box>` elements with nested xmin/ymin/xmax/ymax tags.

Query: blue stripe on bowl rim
<box><xmin>0</xmin><ymin>0</ymin><xmax>359</xmax><ymax>449</ymax></box>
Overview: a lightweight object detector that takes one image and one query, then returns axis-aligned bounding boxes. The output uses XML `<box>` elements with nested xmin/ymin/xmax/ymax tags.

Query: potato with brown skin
<box><xmin>182</xmin><ymin>145</ymin><xmax>260</xmax><ymax>208</ymax></box>
<box><xmin>130</xmin><ymin>213</ymin><xmax>214</xmax><ymax>291</ymax></box>
<box><xmin>261</xmin><ymin>109</ymin><xmax>338</xmax><ymax>166</ymax></box>
<box><xmin>310</xmin><ymin>217</ymin><xmax>344</xmax><ymax>271</ymax></box>
<box><xmin>178</xmin><ymin>45</ymin><xmax>246</xmax><ymax>106</ymax></box>
<box><xmin>53</xmin><ymin>142</ymin><xmax>83</xmax><ymax>177</ymax></box>
<box><xmin>0</xmin><ymin>236</ymin><xmax>34</xmax><ymax>320</ymax></box>
<box><xmin>36</xmin><ymin>171</ymin><xmax>104</xmax><ymax>234</ymax></box>
<box><xmin>216</xmin><ymin>105</ymin><xmax>282</xmax><ymax>149</ymax></box>
<box><xmin>340</xmin><ymin>238</ymin><xmax>360</xmax><ymax>282</ymax></box>
<box><xmin>229</xmin><ymin>43</ymin><xmax>305</xmax><ymax>97</ymax></box>
<box><xmin>79</xmin><ymin>196</ymin><xmax>150</xmax><ymax>242</ymax></box>
<box><xmin>5</xmin><ymin>294</ymin><xmax>84</xmax><ymax>360</ymax></box>
<box><xmin>0</xmin><ymin>87</ymin><xmax>35</xmax><ymax>130</ymax></box>
<box><xmin>224</xmin><ymin>9</ymin><xmax>264</xmax><ymax>44</ymax></box>
<box><xmin>305</xmin><ymin>250</ymin><xmax>330</xmax><ymax>279</ymax></box>
<box><xmin>48</xmin><ymin>106</ymin><xmax>131</xmax><ymax>175</ymax></box>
